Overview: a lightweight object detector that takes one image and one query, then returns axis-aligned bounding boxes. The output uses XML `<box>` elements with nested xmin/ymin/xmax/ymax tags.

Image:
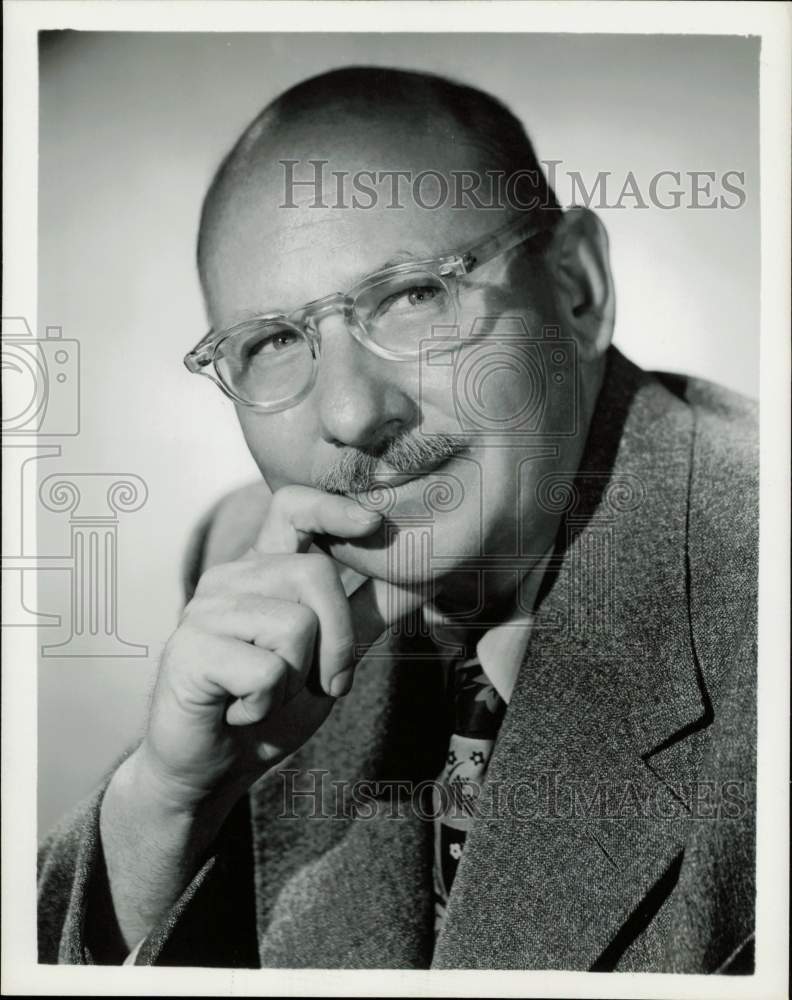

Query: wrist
<box><xmin>98</xmin><ymin>751</ymin><xmax>219</xmax><ymax>949</ymax></box>
<box><xmin>119</xmin><ymin>745</ymin><xmax>245</xmax><ymax>849</ymax></box>
<box><xmin>125</xmin><ymin>744</ymin><xmax>208</xmax><ymax>820</ymax></box>
<box><xmin>100</xmin><ymin>750</ymin><xmax>235</xmax><ymax>908</ymax></box>
<box><xmin>102</xmin><ymin>752</ymin><xmax>200</xmax><ymax>862</ymax></box>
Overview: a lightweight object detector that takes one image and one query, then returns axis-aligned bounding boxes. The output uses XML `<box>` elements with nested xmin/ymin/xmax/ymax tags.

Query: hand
<box><xmin>136</xmin><ymin>485</ymin><xmax>421</xmax><ymax>814</ymax></box>
<box><xmin>100</xmin><ymin>484</ymin><xmax>424</xmax><ymax>948</ymax></box>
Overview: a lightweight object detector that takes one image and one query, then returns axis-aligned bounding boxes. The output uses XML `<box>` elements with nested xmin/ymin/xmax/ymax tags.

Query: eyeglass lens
<box><xmin>215</xmin><ymin>270</ymin><xmax>456</xmax><ymax>406</ymax></box>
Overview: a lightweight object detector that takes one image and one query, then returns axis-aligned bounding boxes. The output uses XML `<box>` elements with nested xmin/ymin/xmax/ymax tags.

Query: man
<box><xmin>38</xmin><ymin>66</ymin><xmax>757</xmax><ymax>972</ymax></box>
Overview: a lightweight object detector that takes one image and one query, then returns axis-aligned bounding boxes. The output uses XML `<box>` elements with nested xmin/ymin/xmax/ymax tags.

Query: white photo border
<box><xmin>2</xmin><ymin>2</ymin><xmax>789</xmax><ymax>997</ymax></box>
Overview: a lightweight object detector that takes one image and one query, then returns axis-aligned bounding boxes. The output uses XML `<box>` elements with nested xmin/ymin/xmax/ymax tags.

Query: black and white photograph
<box><xmin>2</xmin><ymin>2</ymin><xmax>789</xmax><ymax>996</ymax></box>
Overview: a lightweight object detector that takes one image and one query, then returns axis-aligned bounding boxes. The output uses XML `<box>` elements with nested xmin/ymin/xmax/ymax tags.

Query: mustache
<box><xmin>315</xmin><ymin>432</ymin><xmax>468</xmax><ymax>495</ymax></box>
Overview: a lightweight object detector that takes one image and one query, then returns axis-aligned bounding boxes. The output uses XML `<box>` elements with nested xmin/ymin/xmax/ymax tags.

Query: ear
<box><xmin>546</xmin><ymin>207</ymin><xmax>615</xmax><ymax>361</ymax></box>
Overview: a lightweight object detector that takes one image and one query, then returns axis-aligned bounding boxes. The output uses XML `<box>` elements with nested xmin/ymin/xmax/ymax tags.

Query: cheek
<box><xmin>419</xmin><ymin>342</ymin><xmax>554</xmax><ymax>437</ymax></box>
<box><xmin>237</xmin><ymin>409</ymin><xmax>315</xmax><ymax>487</ymax></box>
<box><xmin>423</xmin><ymin>288</ymin><xmax>556</xmax><ymax>436</ymax></box>
<box><xmin>413</xmin><ymin>360</ymin><xmax>457</xmax><ymax>425</ymax></box>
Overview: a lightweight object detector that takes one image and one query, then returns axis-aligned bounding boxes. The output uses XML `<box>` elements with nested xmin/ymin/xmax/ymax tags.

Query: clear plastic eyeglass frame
<box><xmin>184</xmin><ymin>211</ymin><xmax>557</xmax><ymax>412</ymax></box>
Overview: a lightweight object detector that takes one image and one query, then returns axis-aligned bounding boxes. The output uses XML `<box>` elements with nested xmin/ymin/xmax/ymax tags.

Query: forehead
<box><xmin>201</xmin><ymin>115</ymin><xmax>512</xmax><ymax>326</ymax></box>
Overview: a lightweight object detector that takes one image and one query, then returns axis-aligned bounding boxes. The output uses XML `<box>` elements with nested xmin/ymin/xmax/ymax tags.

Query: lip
<box><xmin>347</xmin><ymin>449</ymin><xmax>469</xmax><ymax>505</ymax></box>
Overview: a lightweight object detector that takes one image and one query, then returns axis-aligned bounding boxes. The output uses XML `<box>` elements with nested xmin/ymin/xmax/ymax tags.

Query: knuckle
<box><xmin>257</xmin><ymin>649</ymin><xmax>289</xmax><ymax>682</ymax></box>
<box><xmin>256</xmin><ymin>601</ymin><xmax>317</xmax><ymax>643</ymax></box>
<box><xmin>233</xmin><ymin>592</ymin><xmax>275</xmax><ymax>618</ymax></box>
<box><xmin>179</xmin><ymin>593</ymin><xmax>219</xmax><ymax>624</ymax></box>
<box><xmin>194</xmin><ymin>560</ymin><xmax>238</xmax><ymax>596</ymax></box>
<box><xmin>204</xmin><ymin>556</ymin><xmax>283</xmax><ymax>597</ymax></box>
<box><xmin>291</xmin><ymin>602</ymin><xmax>319</xmax><ymax>634</ymax></box>
<box><xmin>237</xmin><ymin>595</ymin><xmax>317</xmax><ymax>645</ymax></box>
<box><xmin>242</xmin><ymin>547</ymin><xmax>277</xmax><ymax>569</ymax></box>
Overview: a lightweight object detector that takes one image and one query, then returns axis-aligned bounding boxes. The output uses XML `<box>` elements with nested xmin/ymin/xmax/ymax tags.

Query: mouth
<box><xmin>346</xmin><ymin>448</ymin><xmax>468</xmax><ymax>503</ymax></box>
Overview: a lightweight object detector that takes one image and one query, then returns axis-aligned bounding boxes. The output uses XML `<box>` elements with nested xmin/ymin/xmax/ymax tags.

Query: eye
<box><xmin>268</xmin><ymin>330</ymin><xmax>301</xmax><ymax>352</ymax></box>
<box><xmin>243</xmin><ymin>328</ymin><xmax>302</xmax><ymax>363</ymax></box>
<box><xmin>405</xmin><ymin>286</ymin><xmax>440</xmax><ymax>307</ymax></box>
<box><xmin>377</xmin><ymin>284</ymin><xmax>443</xmax><ymax>316</ymax></box>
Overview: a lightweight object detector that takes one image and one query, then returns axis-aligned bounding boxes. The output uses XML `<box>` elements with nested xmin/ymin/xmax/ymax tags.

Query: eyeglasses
<box><xmin>184</xmin><ymin>212</ymin><xmax>556</xmax><ymax>412</ymax></box>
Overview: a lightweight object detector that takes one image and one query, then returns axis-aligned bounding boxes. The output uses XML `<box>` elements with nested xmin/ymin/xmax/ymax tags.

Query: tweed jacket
<box><xmin>37</xmin><ymin>347</ymin><xmax>758</xmax><ymax>972</ymax></box>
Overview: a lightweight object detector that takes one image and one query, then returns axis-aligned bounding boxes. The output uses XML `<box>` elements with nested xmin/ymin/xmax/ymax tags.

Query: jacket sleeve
<box><xmin>37</xmin><ymin>766</ymin><xmax>260</xmax><ymax>967</ymax></box>
<box><xmin>39</xmin><ymin>501</ymin><xmax>263</xmax><ymax>967</ymax></box>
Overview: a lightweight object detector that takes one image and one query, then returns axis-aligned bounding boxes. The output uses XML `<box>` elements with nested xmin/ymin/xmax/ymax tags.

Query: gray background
<box><xmin>37</xmin><ymin>32</ymin><xmax>759</xmax><ymax>834</ymax></box>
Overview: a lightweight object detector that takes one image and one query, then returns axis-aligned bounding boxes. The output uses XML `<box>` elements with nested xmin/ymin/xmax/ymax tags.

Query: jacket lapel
<box><xmin>433</xmin><ymin>349</ymin><xmax>713</xmax><ymax>969</ymax></box>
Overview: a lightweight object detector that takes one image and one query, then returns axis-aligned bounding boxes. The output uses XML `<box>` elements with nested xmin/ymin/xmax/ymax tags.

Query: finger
<box><xmin>186</xmin><ymin>596</ymin><xmax>318</xmax><ymax>699</ymax></box>
<box><xmin>189</xmin><ymin>557</ymin><xmax>356</xmax><ymax>697</ymax></box>
<box><xmin>228</xmin><ymin>555</ymin><xmax>356</xmax><ymax>696</ymax></box>
<box><xmin>225</xmin><ymin>663</ymin><xmax>289</xmax><ymax>726</ymax></box>
<box><xmin>283</xmin><ymin>556</ymin><xmax>356</xmax><ymax>696</ymax></box>
<box><xmin>252</xmin><ymin>485</ymin><xmax>382</xmax><ymax>556</ymax></box>
<box><xmin>348</xmin><ymin>578</ymin><xmax>389</xmax><ymax>652</ymax></box>
<box><xmin>175</xmin><ymin>633</ymin><xmax>291</xmax><ymax>721</ymax></box>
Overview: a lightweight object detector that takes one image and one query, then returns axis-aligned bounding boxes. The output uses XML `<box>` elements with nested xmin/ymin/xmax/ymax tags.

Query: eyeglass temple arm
<box><xmin>460</xmin><ymin>215</ymin><xmax>556</xmax><ymax>274</ymax></box>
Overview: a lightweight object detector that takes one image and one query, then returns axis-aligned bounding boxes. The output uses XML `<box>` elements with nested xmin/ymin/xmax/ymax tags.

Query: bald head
<box><xmin>197</xmin><ymin>65</ymin><xmax>560</xmax><ymax>296</ymax></box>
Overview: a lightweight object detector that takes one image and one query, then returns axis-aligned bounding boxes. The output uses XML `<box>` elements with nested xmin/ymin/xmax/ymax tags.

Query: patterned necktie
<box><xmin>433</xmin><ymin>652</ymin><xmax>506</xmax><ymax>936</ymax></box>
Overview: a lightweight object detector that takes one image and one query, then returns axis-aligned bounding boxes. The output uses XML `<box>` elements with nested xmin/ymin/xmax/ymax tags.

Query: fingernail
<box><xmin>329</xmin><ymin>669</ymin><xmax>354</xmax><ymax>698</ymax></box>
<box><xmin>346</xmin><ymin>505</ymin><xmax>381</xmax><ymax>525</ymax></box>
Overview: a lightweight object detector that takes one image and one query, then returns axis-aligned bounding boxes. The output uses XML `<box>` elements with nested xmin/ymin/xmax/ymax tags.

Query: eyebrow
<box><xmin>372</xmin><ymin>248</ymin><xmax>422</xmax><ymax>271</ymax></box>
<box><xmin>230</xmin><ymin>247</ymin><xmax>428</xmax><ymax>325</ymax></box>
<box><xmin>344</xmin><ymin>247</ymin><xmax>425</xmax><ymax>286</ymax></box>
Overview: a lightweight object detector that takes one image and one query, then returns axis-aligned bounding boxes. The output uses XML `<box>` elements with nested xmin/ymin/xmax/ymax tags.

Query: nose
<box><xmin>311</xmin><ymin>313</ymin><xmax>416</xmax><ymax>448</ymax></box>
